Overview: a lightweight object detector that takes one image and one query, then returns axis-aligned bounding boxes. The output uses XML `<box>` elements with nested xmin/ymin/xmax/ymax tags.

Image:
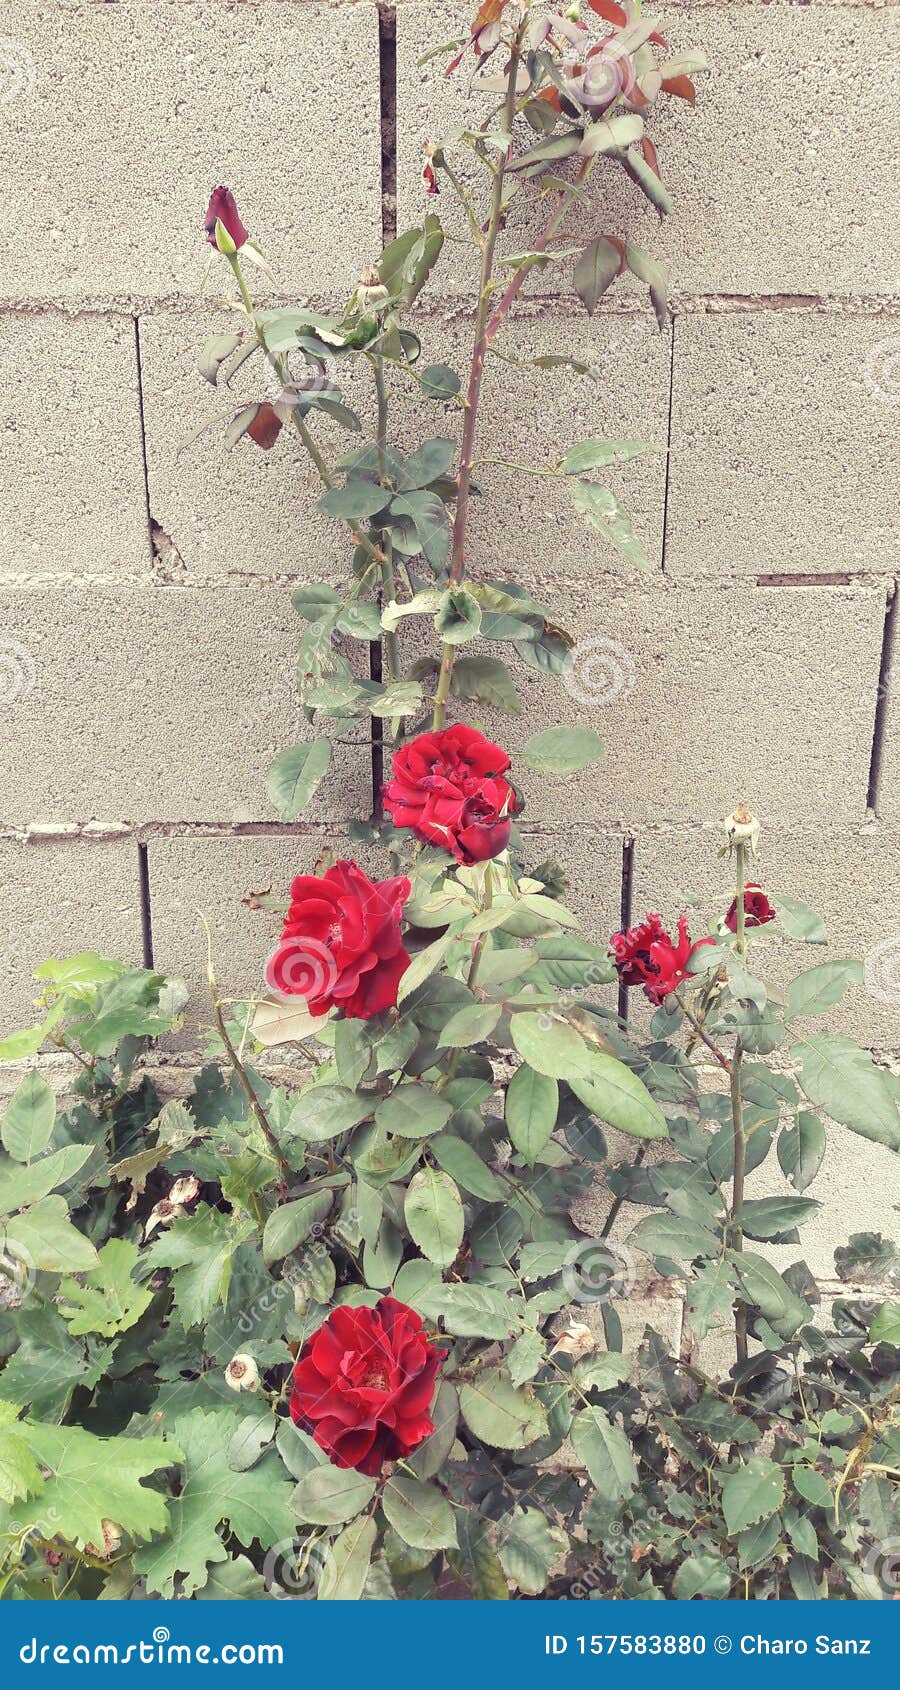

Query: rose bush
<box><xmin>1</xmin><ymin>1</ymin><xmax>897</xmax><ymax>1608</ymax></box>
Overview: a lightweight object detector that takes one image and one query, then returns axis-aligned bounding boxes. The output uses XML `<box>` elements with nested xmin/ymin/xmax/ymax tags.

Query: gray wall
<box><xmin>0</xmin><ymin>0</ymin><xmax>897</xmax><ymax>1116</ymax></box>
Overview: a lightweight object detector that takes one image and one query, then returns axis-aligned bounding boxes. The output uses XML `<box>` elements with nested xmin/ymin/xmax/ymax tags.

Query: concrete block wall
<box><xmin>0</xmin><ymin>3</ymin><xmax>897</xmax><ymax>1292</ymax></box>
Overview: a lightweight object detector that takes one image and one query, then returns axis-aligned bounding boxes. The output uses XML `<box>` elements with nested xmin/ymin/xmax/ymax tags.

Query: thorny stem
<box><xmin>672</xmin><ymin>990</ymin><xmax>732</xmax><ymax>1074</ymax></box>
<box><xmin>211</xmin><ymin>993</ymin><xmax>288</xmax><ymax>1199</ymax></box>
<box><xmin>432</xmin><ymin>26</ymin><xmax>525</xmax><ymax>730</ymax></box>
<box><xmin>227</xmin><ymin>253</ymin><xmax>390</xmax><ymax>573</ymax></box>
<box><xmin>730</xmin><ymin>840</ymin><xmax>749</xmax><ymax>1366</ymax></box>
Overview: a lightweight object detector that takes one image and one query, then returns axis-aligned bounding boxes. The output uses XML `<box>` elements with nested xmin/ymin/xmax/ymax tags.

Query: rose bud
<box><xmin>421</xmin><ymin>141</ymin><xmax>440</xmax><ymax>196</ymax></box>
<box><xmin>723</xmin><ymin>802</ymin><xmax>761</xmax><ymax>858</ymax></box>
<box><xmin>725</xmin><ymin>884</ymin><xmax>775</xmax><ymax>932</ymax></box>
<box><xmin>203</xmin><ymin>186</ymin><xmax>249</xmax><ymax>253</ymax></box>
<box><xmin>225</xmin><ymin>1353</ymin><xmax>260</xmax><ymax>1393</ymax></box>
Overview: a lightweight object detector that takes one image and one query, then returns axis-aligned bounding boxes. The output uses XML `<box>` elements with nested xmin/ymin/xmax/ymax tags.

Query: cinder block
<box><xmin>400</xmin><ymin>309</ymin><xmax>670</xmax><ymax>580</ymax></box>
<box><xmin>630</xmin><ymin>823</ymin><xmax>900</xmax><ymax>1051</ymax></box>
<box><xmin>444</xmin><ymin>580</ymin><xmax>884</xmax><ymax>829</ymax></box>
<box><xmin>667</xmin><ymin>313</ymin><xmax>900</xmax><ymax>578</ymax></box>
<box><xmin>0</xmin><ymin>838</ymin><xmax>144</xmax><ymax>1032</ymax></box>
<box><xmin>138</xmin><ymin>309</ymin><xmax>381</xmax><ymax>583</ymax></box>
<box><xmin>396</xmin><ymin>3</ymin><xmax>900</xmax><ymax>296</ymax></box>
<box><xmin>0</xmin><ymin>313</ymin><xmax>150</xmax><ymax>578</ymax></box>
<box><xmin>0</xmin><ymin>587</ymin><xmax>372</xmax><ymax>825</ymax></box>
<box><xmin>146</xmin><ymin>831</ymin><xmax>380</xmax><ymax>1041</ymax></box>
<box><xmin>0</xmin><ymin>3</ymin><xmax>381</xmax><ymax>305</ymax></box>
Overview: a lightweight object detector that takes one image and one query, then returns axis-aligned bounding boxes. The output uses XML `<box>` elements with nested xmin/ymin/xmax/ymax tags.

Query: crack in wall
<box><xmin>866</xmin><ymin>580</ymin><xmax>898</xmax><ymax>813</ymax></box>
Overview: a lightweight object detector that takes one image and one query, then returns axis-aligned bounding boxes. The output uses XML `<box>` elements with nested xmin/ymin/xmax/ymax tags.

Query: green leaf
<box><xmin>573</xmin><ymin>234</ymin><xmax>622</xmax><ymax>315</ymax></box>
<box><xmin>291</xmin><ymin>1465</ymin><xmax>376</xmax><ymax>1525</ymax></box>
<box><xmin>721</xmin><ymin>1456</ymin><xmax>785</xmax><ymax>1534</ymax></box>
<box><xmin>12</xmin><ymin>1422</ymin><xmax>181</xmax><ymax>1546</ymax></box>
<box><xmin>869</xmin><ymin>1301</ymin><xmax>900</xmax><ymax>1345</ymax></box>
<box><xmin>382</xmin><ymin>1475</ymin><xmax>457</xmax><ymax>1551</ymax></box>
<box><xmin>507</xmin><ymin>1328</ymin><xmax>545</xmax><ymax>1388</ymax></box>
<box><xmin>267</xmin><ymin>739</ymin><xmax>332</xmax><ymax>821</ymax></box>
<box><xmin>786</xmin><ymin>961</ymin><xmax>862</xmax><ymax>1019</ymax></box>
<box><xmin>509</xmin><ymin>1013</ymin><xmax>589</xmax><ymax>1080</ymax></box>
<box><xmin>198</xmin><ymin>331</ymin><xmax>243</xmax><ymax>385</ymax></box>
<box><xmin>624</xmin><ymin>241</ymin><xmax>670</xmax><ymax>329</ymax></box>
<box><xmin>318</xmin><ymin>1515</ymin><xmax>377</xmax><ymax>1600</ymax></box>
<box><xmin>437</xmin><ymin>1002</ymin><xmax>501</xmax><ymax>1049</ymax></box>
<box><xmin>570</xmin><ymin>1052</ymin><xmax>667</xmax><ymax>1140</ymax></box>
<box><xmin>58</xmin><ymin>1238</ymin><xmax>153</xmax><ymax>1336</ymax></box>
<box><xmin>289</xmin><ymin>1084</ymin><xmax>373</xmax><ymax>1142</ymax></box>
<box><xmin>452</xmin><ymin>655</ymin><xmax>522</xmax><ymax>715</ymax></box>
<box><xmin>391</xmin><ymin>491</ymin><xmax>451</xmax><ymax>569</ymax></box>
<box><xmin>374</xmin><ymin>1083</ymin><xmax>453</xmax><ymax>1140</ymax></box>
<box><xmin>409</xmin><ymin>1380</ymin><xmax>459</xmax><ymax>1480</ymax></box>
<box><xmin>532</xmin><ymin>935</ymin><xmax>616</xmax><ymax>991</ymax></box>
<box><xmin>792</xmin><ymin>1466</ymin><xmax>832</xmax><ymax>1509</ymax></box>
<box><xmin>569</xmin><ymin>479</ymin><xmax>650</xmax><ymax>569</ymax></box>
<box><xmin>0</xmin><ymin>1305</ymin><xmax>103</xmax><ymax>1419</ymax></box>
<box><xmin>262</xmin><ymin>1190</ymin><xmax>334</xmax><ymax>1265</ymax></box>
<box><xmin>505</xmin><ymin>1064</ymin><xmax>558</xmax><ymax>1164</ymax></box>
<box><xmin>434</xmin><ymin>586</ymin><xmax>482</xmax><ymax>645</ymax></box>
<box><xmin>377</xmin><ymin>215</ymin><xmax>443</xmax><ymax>307</ymax></box>
<box><xmin>195</xmin><ymin>1555</ymin><xmax>271</xmax><ymax>1601</ymax></box>
<box><xmin>571</xmin><ymin>1406</ymin><xmax>638</xmax><ymax>1501</ymax></box>
<box><xmin>419</xmin><ymin>364</ymin><xmax>461</xmax><ymax>401</ymax></box>
<box><xmin>685</xmin><ymin>1260</ymin><xmax>738</xmax><ymax>1342</ymax></box>
<box><xmin>368</xmin><ymin>680</ymin><xmax>424</xmax><ymax>718</ymax></box>
<box><xmin>3</xmin><ymin>1195</ymin><xmax>99</xmax><ymax>1273</ymax></box>
<box><xmin>522</xmin><ymin>726</ymin><xmax>604</xmax><ymax>775</ymax></box>
<box><xmin>317</xmin><ymin>482</ymin><xmax>391</xmax><ymax>522</ymax></box>
<box><xmin>416</xmin><ymin>1282</ymin><xmax>517</xmax><ymax>1340</ymax></box>
<box><xmin>673</xmin><ymin>1552</ymin><xmax>731</xmax><ymax>1600</ymax></box>
<box><xmin>431</xmin><ymin>1134</ymin><xmax>505</xmax><ymax>1202</ymax></box>
<box><xmin>0</xmin><ymin>1143</ymin><xmax>92</xmax><ymax>1216</ymax></box>
<box><xmin>739</xmin><ymin>1195</ymin><xmax>820</xmax><ymax>1241</ymax></box>
<box><xmin>0</xmin><ymin>1412</ymin><xmax>43</xmax><ymax>1506</ymax></box>
<box><xmin>580</xmin><ymin>113</ymin><xmax>645</xmax><ymax>158</ymax></box>
<box><xmin>561</xmin><ymin>438</ymin><xmax>654</xmax><ymax>474</ymax></box>
<box><xmin>498</xmin><ymin>1507</ymin><xmax>566</xmax><ymax>1595</ymax></box>
<box><xmin>794</xmin><ymin>1035</ymin><xmax>900</xmax><ymax>1149</ymax></box>
<box><xmin>630</xmin><ymin>1212</ymin><xmax>719</xmax><ymax>1263</ymax></box>
<box><xmin>448</xmin><ymin>1511</ymin><xmax>509</xmax><ymax>1599</ymax></box>
<box><xmin>397</xmin><ymin>929</ymin><xmax>461</xmax><ymax>1005</ymax></box>
<box><xmin>727</xmin><ymin>1250</ymin><xmax>810</xmax><ymax>1337</ymax></box>
<box><xmin>134</xmin><ymin>1410</ymin><xmax>295</xmax><ymax>1599</ymax></box>
<box><xmin>404</xmin><ymin>1167</ymin><xmax>463</xmax><ymax>1267</ymax></box>
<box><xmin>149</xmin><ymin>1206</ymin><xmax>250</xmax><ymax>1329</ymax></box>
<box><xmin>459</xmin><ymin>1370</ymin><xmax>548</xmax><ymax>1450</ymax></box>
<box><xmin>773</xmin><ymin>893</ymin><xmax>827</xmax><ymax>943</ymax></box>
<box><xmin>2</xmin><ymin>1070</ymin><xmax>55</xmax><ymax>1161</ymax></box>
<box><xmin>777</xmin><ymin>1111</ymin><xmax>827</xmax><ymax>1192</ymax></box>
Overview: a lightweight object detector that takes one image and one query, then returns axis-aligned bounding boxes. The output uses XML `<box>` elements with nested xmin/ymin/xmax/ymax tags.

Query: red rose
<box><xmin>383</xmin><ymin>725</ymin><xmax>521</xmax><ymax>865</ymax></box>
<box><xmin>203</xmin><ymin>185</ymin><xmax>249</xmax><ymax>250</ymax></box>
<box><xmin>290</xmin><ymin>1297</ymin><xmax>447</xmax><ymax>1475</ymax></box>
<box><xmin>724</xmin><ymin>884</ymin><xmax>775</xmax><ymax>932</ymax></box>
<box><xmin>610</xmin><ymin>912</ymin><xmax>714</xmax><ymax>1006</ymax></box>
<box><xmin>264</xmin><ymin>859</ymin><xmax>410</xmax><ymax>1020</ymax></box>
